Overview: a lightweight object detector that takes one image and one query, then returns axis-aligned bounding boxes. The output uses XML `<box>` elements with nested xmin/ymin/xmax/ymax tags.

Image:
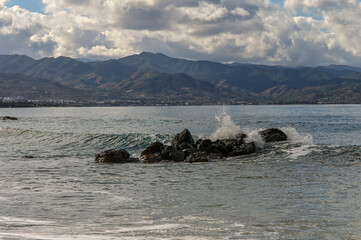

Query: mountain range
<box><xmin>1</xmin><ymin>52</ymin><xmax>361</xmax><ymax>104</ymax></box>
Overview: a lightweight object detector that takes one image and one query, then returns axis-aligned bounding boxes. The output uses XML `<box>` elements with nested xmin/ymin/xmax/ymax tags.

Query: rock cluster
<box><xmin>1</xmin><ymin>116</ymin><xmax>18</xmax><ymax>120</ymax></box>
<box><xmin>95</xmin><ymin>128</ymin><xmax>287</xmax><ymax>164</ymax></box>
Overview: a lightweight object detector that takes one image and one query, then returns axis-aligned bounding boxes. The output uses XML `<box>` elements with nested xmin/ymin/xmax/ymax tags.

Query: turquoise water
<box><xmin>0</xmin><ymin>105</ymin><xmax>360</xmax><ymax>239</ymax></box>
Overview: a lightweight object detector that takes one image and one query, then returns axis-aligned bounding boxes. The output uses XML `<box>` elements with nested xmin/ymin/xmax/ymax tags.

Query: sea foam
<box><xmin>209</xmin><ymin>111</ymin><xmax>313</xmax><ymax>148</ymax></box>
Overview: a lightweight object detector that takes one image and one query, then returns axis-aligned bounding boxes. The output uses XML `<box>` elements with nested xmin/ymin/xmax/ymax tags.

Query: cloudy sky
<box><xmin>1</xmin><ymin>0</ymin><xmax>361</xmax><ymax>66</ymax></box>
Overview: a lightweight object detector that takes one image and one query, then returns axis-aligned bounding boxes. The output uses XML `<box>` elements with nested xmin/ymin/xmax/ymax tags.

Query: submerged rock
<box><xmin>140</xmin><ymin>153</ymin><xmax>162</xmax><ymax>163</ymax></box>
<box><xmin>259</xmin><ymin>128</ymin><xmax>287</xmax><ymax>142</ymax></box>
<box><xmin>95</xmin><ymin>149</ymin><xmax>138</xmax><ymax>163</ymax></box>
<box><xmin>185</xmin><ymin>152</ymin><xmax>208</xmax><ymax>163</ymax></box>
<box><xmin>1</xmin><ymin>116</ymin><xmax>18</xmax><ymax>120</ymax></box>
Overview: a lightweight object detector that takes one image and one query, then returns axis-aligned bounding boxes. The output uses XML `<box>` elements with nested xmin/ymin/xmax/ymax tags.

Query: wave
<box><xmin>209</xmin><ymin>111</ymin><xmax>313</xmax><ymax>148</ymax></box>
<box><xmin>0</xmin><ymin>127</ymin><xmax>173</xmax><ymax>153</ymax></box>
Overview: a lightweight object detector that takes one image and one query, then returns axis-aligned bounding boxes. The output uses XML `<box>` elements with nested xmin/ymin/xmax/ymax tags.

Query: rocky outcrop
<box><xmin>95</xmin><ymin>149</ymin><xmax>139</xmax><ymax>163</ymax></box>
<box><xmin>95</xmin><ymin>128</ymin><xmax>287</xmax><ymax>164</ymax></box>
<box><xmin>259</xmin><ymin>128</ymin><xmax>287</xmax><ymax>142</ymax></box>
<box><xmin>1</xmin><ymin>116</ymin><xmax>18</xmax><ymax>120</ymax></box>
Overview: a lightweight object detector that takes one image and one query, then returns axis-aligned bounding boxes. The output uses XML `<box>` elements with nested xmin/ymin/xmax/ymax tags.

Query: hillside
<box><xmin>1</xmin><ymin>53</ymin><xmax>361</xmax><ymax>104</ymax></box>
<box><xmin>0</xmin><ymin>73</ymin><xmax>85</xmax><ymax>100</ymax></box>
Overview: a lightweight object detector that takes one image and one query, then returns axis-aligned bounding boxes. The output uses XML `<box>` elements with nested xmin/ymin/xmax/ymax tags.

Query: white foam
<box><xmin>107</xmin><ymin>223</ymin><xmax>185</xmax><ymax>233</ymax></box>
<box><xmin>242</xmin><ymin>128</ymin><xmax>265</xmax><ymax>148</ymax></box>
<box><xmin>210</xmin><ymin>111</ymin><xmax>241</xmax><ymax>141</ymax></box>
<box><xmin>281</xmin><ymin>127</ymin><xmax>314</xmax><ymax>145</ymax></box>
<box><xmin>0</xmin><ymin>233</ymin><xmax>215</xmax><ymax>240</ymax></box>
<box><xmin>284</xmin><ymin>145</ymin><xmax>314</xmax><ymax>160</ymax></box>
<box><xmin>0</xmin><ymin>233</ymin><xmax>123</xmax><ymax>240</ymax></box>
<box><xmin>0</xmin><ymin>216</ymin><xmax>54</xmax><ymax>226</ymax></box>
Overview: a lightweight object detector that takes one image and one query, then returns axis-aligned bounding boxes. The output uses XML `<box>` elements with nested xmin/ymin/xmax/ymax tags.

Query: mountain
<box><xmin>1</xmin><ymin>52</ymin><xmax>361</xmax><ymax>104</ymax></box>
<box><xmin>119</xmin><ymin>52</ymin><xmax>359</xmax><ymax>93</ymax></box>
<box><xmin>0</xmin><ymin>73</ymin><xmax>85</xmax><ymax>100</ymax></box>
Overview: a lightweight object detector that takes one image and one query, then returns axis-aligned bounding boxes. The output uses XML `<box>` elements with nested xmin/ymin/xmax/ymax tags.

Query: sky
<box><xmin>1</xmin><ymin>0</ymin><xmax>361</xmax><ymax>67</ymax></box>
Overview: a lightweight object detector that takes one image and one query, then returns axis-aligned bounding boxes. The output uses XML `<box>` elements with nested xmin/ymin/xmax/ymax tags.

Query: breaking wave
<box><xmin>209</xmin><ymin>111</ymin><xmax>313</xmax><ymax>148</ymax></box>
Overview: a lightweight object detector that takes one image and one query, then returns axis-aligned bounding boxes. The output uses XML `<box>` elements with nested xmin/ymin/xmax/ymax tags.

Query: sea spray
<box><xmin>210</xmin><ymin>111</ymin><xmax>241</xmax><ymax>141</ymax></box>
<box><xmin>209</xmin><ymin>111</ymin><xmax>266</xmax><ymax>148</ymax></box>
<box><xmin>281</xmin><ymin>127</ymin><xmax>313</xmax><ymax>145</ymax></box>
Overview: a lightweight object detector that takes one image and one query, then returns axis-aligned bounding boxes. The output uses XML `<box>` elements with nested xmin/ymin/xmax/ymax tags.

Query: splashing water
<box><xmin>208</xmin><ymin>111</ymin><xmax>313</xmax><ymax>149</ymax></box>
<box><xmin>281</xmin><ymin>127</ymin><xmax>314</xmax><ymax>145</ymax></box>
<box><xmin>210</xmin><ymin>111</ymin><xmax>241</xmax><ymax>141</ymax></box>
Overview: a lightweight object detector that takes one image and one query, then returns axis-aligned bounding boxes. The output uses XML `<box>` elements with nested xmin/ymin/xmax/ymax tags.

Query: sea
<box><xmin>0</xmin><ymin>105</ymin><xmax>360</xmax><ymax>240</ymax></box>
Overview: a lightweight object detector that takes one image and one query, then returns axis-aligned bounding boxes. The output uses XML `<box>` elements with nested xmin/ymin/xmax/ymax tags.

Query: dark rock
<box><xmin>161</xmin><ymin>145</ymin><xmax>185</xmax><ymax>161</ymax></box>
<box><xmin>178</xmin><ymin>142</ymin><xmax>196</xmax><ymax>150</ymax></box>
<box><xmin>1</xmin><ymin>116</ymin><xmax>18</xmax><ymax>120</ymax></box>
<box><xmin>169</xmin><ymin>150</ymin><xmax>185</xmax><ymax>162</ymax></box>
<box><xmin>182</xmin><ymin>148</ymin><xmax>197</xmax><ymax>158</ymax></box>
<box><xmin>210</xmin><ymin>141</ymin><xmax>228</xmax><ymax>155</ymax></box>
<box><xmin>227</xmin><ymin>142</ymin><xmax>256</xmax><ymax>157</ymax></box>
<box><xmin>197</xmin><ymin>139</ymin><xmax>212</xmax><ymax>153</ymax></box>
<box><xmin>140</xmin><ymin>153</ymin><xmax>161</xmax><ymax>163</ymax></box>
<box><xmin>185</xmin><ymin>152</ymin><xmax>208</xmax><ymax>163</ymax></box>
<box><xmin>171</xmin><ymin>129</ymin><xmax>195</xmax><ymax>148</ymax></box>
<box><xmin>207</xmin><ymin>152</ymin><xmax>224</xmax><ymax>160</ymax></box>
<box><xmin>95</xmin><ymin>149</ymin><xmax>131</xmax><ymax>163</ymax></box>
<box><xmin>236</xmin><ymin>133</ymin><xmax>248</xmax><ymax>144</ymax></box>
<box><xmin>128</xmin><ymin>157</ymin><xmax>140</xmax><ymax>163</ymax></box>
<box><xmin>141</xmin><ymin>142</ymin><xmax>163</xmax><ymax>156</ymax></box>
<box><xmin>259</xmin><ymin>128</ymin><xmax>287</xmax><ymax>142</ymax></box>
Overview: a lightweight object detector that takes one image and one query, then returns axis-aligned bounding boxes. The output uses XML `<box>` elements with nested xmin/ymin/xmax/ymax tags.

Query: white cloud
<box><xmin>0</xmin><ymin>0</ymin><xmax>361</xmax><ymax>66</ymax></box>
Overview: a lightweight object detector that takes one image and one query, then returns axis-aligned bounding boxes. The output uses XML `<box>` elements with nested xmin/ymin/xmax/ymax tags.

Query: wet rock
<box><xmin>228</xmin><ymin>142</ymin><xmax>256</xmax><ymax>157</ymax></box>
<box><xmin>169</xmin><ymin>150</ymin><xmax>185</xmax><ymax>162</ymax></box>
<box><xmin>95</xmin><ymin>149</ymin><xmax>132</xmax><ymax>163</ymax></box>
<box><xmin>259</xmin><ymin>128</ymin><xmax>287</xmax><ymax>142</ymax></box>
<box><xmin>185</xmin><ymin>152</ymin><xmax>208</xmax><ymax>163</ymax></box>
<box><xmin>182</xmin><ymin>148</ymin><xmax>197</xmax><ymax>158</ymax></box>
<box><xmin>140</xmin><ymin>153</ymin><xmax>162</xmax><ymax>163</ymax></box>
<box><xmin>210</xmin><ymin>141</ymin><xmax>228</xmax><ymax>156</ymax></box>
<box><xmin>161</xmin><ymin>145</ymin><xmax>185</xmax><ymax>161</ymax></box>
<box><xmin>207</xmin><ymin>152</ymin><xmax>224</xmax><ymax>160</ymax></box>
<box><xmin>1</xmin><ymin>116</ymin><xmax>18</xmax><ymax>120</ymax></box>
<box><xmin>171</xmin><ymin>129</ymin><xmax>195</xmax><ymax>148</ymax></box>
<box><xmin>196</xmin><ymin>139</ymin><xmax>212</xmax><ymax>153</ymax></box>
<box><xmin>141</xmin><ymin>142</ymin><xmax>163</xmax><ymax>156</ymax></box>
<box><xmin>177</xmin><ymin>142</ymin><xmax>196</xmax><ymax>151</ymax></box>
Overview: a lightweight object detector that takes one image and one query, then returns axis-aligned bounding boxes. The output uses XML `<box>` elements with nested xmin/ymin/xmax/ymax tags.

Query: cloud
<box><xmin>0</xmin><ymin>0</ymin><xmax>361</xmax><ymax>66</ymax></box>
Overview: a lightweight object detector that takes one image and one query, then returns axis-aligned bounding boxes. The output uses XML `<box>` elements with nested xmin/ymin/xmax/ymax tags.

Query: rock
<box><xmin>196</xmin><ymin>139</ymin><xmax>212</xmax><ymax>153</ymax></box>
<box><xmin>228</xmin><ymin>142</ymin><xmax>256</xmax><ymax>157</ymax></box>
<box><xmin>207</xmin><ymin>152</ymin><xmax>224</xmax><ymax>160</ymax></box>
<box><xmin>95</xmin><ymin>149</ymin><xmax>132</xmax><ymax>163</ymax></box>
<box><xmin>140</xmin><ymin>153</ymin><xmax>161</xmax><ymax>163</ymax></box>
<box><xmin>210</xmin><ymin>141</ymin><xmax>228</xmax><ymax>156</ymax></box>
<box><xmin>184</xmin><ymin>152</ymin><xmax>208</xmax><ymax>163</ymax></box>
<box><xmin>259</xmin><ymin>128</ymin><xmax>287</xmax><ymax>142</ymax></box>
<box><xmin>161</xmin><ymin>145</ymin><xmax>185</xmax><ymax>161</ymax></box>
<box><xmin>171</xmin><ymin>129</ymin><xmax>195</xmax><ymax>148</ymax></box>
<box><xmin>1</xmin><ymin>116</ymin><xmax>18</xmax><ymax>120</ymax></box>
<box><xmin>141</xmin><ymin>142</ymin><xmax>163</xmax><ymax>156</ymax></box>
<box><xmin>169</xmin><ymin>150</ymin><xmax>185</xmax><ymax>162</ymax></box>
<box><xmin>177</xmin><ymin>142</ymin><xmax>196</xmax><ymax>150</ymax></box>
<box><xmin>182</xmin><ymin>148</ymin><xmax>196</xmax><ymax>158</ymax></box>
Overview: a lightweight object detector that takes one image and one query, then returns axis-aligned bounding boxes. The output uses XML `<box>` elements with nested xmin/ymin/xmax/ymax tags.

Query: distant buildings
<box><xmin>0</xmin><ymin>96</ymin><xmax>75</xmax><ymax>105</ymax></box>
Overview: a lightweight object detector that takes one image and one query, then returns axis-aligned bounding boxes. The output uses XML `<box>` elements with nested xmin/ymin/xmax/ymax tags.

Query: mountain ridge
<box><xmin>1</xmin><ymin>52</ymin><xmax>361</xmax><ymax>104</ymax></box>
